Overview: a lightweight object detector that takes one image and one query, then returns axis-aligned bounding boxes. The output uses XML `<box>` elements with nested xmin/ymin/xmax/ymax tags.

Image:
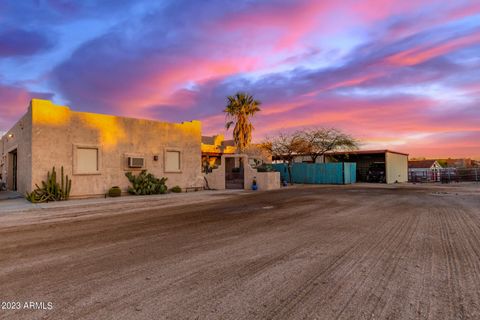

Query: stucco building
<box><xmin>0</xmin><ymin>99</ymin><xmax>203</xmax><ymax>197</ymax></box>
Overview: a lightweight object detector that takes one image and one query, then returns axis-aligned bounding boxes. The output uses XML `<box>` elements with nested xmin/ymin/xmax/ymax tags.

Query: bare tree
<box><xmin>260</xmin><ymin>132</ymin><xmax>306</xmax><ymax>184</ymax></box>
<box><xmin>244</xmin><ymin>144</ymin><xmax>271</xmax><ymax>167</ymax></box>
<box><xmin>299</xmin><ymin>128</ymin><xmax>358</xmax><ymax>163</ymax></box>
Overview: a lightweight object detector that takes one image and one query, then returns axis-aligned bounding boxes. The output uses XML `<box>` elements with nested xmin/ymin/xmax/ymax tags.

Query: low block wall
<box><xmin>256</xmin><ymin>171</ymin><xmax>280</xmax><ymax>190</ymax></box>
<box><xmin>244</xmin><ymin>164</ymin><xmax>280</xmax><ymax>190</ymax></box>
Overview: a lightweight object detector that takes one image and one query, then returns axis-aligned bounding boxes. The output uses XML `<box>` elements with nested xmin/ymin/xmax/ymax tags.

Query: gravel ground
<box><xmin>0</xmin><ymin>184</ymin><xmax>480</xmax><ymax>320</ymax></box>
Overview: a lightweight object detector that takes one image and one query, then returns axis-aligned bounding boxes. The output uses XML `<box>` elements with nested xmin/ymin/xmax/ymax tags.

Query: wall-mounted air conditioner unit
<box><xmin>128</xmin><ymin>157</ymin><xmax>145</xmax><ymax>168</ymax></box>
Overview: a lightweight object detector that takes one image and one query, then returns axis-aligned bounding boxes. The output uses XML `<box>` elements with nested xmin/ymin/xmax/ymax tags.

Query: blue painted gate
<box><xmin>272</xmin><ymin>162</ymin><xmax>356</xmax><ymax>184</ymax></box>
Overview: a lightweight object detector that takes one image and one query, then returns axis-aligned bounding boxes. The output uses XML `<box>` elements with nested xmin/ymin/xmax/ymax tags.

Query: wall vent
<box><xmin>128</xmin><ymin>157</ymin><xmax>145</xmax><ymax>168</ymax></box>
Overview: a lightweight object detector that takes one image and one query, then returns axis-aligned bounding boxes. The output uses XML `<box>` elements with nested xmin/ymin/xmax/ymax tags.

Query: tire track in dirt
<box><xmin>133</xmin><ymin>195</ymin><xmax>375</xmax><ymax>319</ymax></box>
<box><xmin>331</xmin><ymin>215</ymin><xmax>415</xmax><ymax>319</ymax></box>
<box><xmin>2</xmin><ymin>185</ymin><xmax>480</xmax><ymax>320</ymax></box>
<box><xmin>154</xmin><ymin>200</ymin><xmax>358</xmax><ymax>319</ymax></box>
<box><xmin>436</xmin><ymin>197</ymin><xmax>480</xmax><ymax>320</ymax></box>
<box><xmin>262</xmin><ymin>202</ymin><xmax>409</xmax><ymax>319</ymax></box>
<box><xmin>320</xmin><ymin>203</ymin><xmax>419</xmax><ymax>319</ymax></box>
<box><xmin>365</xmin><ymin>212</ymin><xmax>420</xmax><ymax>319</ymax></box>
<box><xmin>413</xmin><ymin>206</ymin><xmax>435</xmax><ymax>320</ymax></box>
<box><xmin>435</xmin><ymin>201</ymin><xmax>471</xmax><ymax>319</ymax></box>
<box><xmin>0</xmin><ymin>190</ymin><xmax>335</xmax><ymax>319</ymax></box>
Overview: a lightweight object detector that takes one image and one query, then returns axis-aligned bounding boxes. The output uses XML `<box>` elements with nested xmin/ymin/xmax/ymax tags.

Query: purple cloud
<box><xmin>0</xmin><ymin>28</ymin><xmax>53</xmax><ymax>57</ymax></box>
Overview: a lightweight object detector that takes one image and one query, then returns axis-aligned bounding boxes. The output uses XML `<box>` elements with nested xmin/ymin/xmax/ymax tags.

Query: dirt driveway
<box><xmin>1</xmin><ymin>184</ymin><xmax>480</xmax><ymax>319</ymax></box>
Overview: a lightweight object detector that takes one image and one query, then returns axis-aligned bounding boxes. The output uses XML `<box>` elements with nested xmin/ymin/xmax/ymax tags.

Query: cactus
<box><xmin>25</xmin><ymin>166</ymin><xmax>72</xmax><ymax>203</ymax></box>
<box><xmin>125</xmin><ymin>170</ymin><xmax>168</xmax><ymax>195</ymax></box>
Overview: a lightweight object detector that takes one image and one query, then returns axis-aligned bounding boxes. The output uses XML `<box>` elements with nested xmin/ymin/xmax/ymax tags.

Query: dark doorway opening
<box><xmin>9</xmin><ymin>149</ymin><xmax>18</xmax><ymax>191</ymax></box>
<box><xmin>328</xmin><ymin>153</ymin><xmax>387</xmax><ymax>183</ymax></box>
<box><xmin>225</xmin><ymin>157</ymin><xmax>244</xmax><ymax>189</ymax></box>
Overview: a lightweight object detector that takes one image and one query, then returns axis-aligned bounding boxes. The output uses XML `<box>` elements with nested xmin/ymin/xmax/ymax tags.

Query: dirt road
<box><xmin>1</xmin><ymin>184</ymin><xmax>480</xmax><ymax>319</ymax></box>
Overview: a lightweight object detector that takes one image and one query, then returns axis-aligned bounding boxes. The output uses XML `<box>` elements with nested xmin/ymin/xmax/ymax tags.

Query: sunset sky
<box><xmin>0</xmin><ymin>0</ymin><xmax>479</xmax><ymax>158</ymax></box>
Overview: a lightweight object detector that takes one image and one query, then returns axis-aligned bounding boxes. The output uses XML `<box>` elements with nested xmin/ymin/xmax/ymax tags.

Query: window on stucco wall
<box><xmin>75</xmin><ymin>147</ymin><xmax>99</xmax><ymax>174</ymax></box>
<box><xmin>165</xmin><ymin>150</ymin><xmax>181</xmax><ymax>172</ymax></box>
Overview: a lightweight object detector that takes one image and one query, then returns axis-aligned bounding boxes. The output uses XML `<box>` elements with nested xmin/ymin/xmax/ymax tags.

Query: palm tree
<box><xmin>224</xmin><ymin>92</ymin><xmax>261</xmax><ymax>153</ymax></box>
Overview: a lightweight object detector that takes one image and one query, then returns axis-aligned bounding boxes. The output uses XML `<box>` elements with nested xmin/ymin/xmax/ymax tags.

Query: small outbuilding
<box><xmin>326</xmin><ymin>150</ymin><xmax>409</xmax><ymax>184</ymax></box>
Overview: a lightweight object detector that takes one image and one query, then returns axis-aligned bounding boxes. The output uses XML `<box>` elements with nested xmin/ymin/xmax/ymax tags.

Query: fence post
<box><xmin>476</xmin><ymin>168</ymin><xmax>478</xmax><ymax>182</ymax></box>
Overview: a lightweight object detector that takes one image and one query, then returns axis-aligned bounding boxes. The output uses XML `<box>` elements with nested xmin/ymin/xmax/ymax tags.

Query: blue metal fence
<box><xmin>272</xmin><ymin>162</ymin><xmax>356</xmax><ymax>184</ymax></box>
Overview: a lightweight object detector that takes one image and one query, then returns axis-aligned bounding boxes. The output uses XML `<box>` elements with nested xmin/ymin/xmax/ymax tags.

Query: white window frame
<box><xmin>73</xmin><ymin>144</ymin><xmax>102</xmax><ymax>175</ymax></box>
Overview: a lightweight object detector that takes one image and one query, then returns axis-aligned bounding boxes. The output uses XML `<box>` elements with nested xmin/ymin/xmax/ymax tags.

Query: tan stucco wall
<box><xmin>244</xmin><ymin>165</ymin><xmax>280</xmax><ymax>190</ymax></box>
<box><xmin>204</xmin><ymin>154</ymin><xmax>280</xmax><ymax>191</ymax></box>
<box><xmin>28</xmin><ymin>99</ymin><xmax>202</xmax><ymax>197</ymax></box>
<box><xmin>204</xmin><ymin>160</ymin><xmax>226</xmax><ymax>190</ymax></box>
<box><xmin>0</xmin><ymin>108</ymin><xmax>32</xmax><ymax>194</ymax></box>
<box><xmin>386</xmin><ymin>152</ymin><xmax>408</xmax><ymax>184</ymax></box>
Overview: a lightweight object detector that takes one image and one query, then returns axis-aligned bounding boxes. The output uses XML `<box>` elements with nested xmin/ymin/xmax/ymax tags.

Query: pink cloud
<box><xmin>216</xmin><ymin>2</ymin><xmax>336</xmax><ymax>51</ymax></box>
<box><xmin>387</xmin><ymin>2</ymin><xmax>480</xmax><ymax>40</ymax></box>
<box><xmin>45</xmin><ymin>0</ymin><xmax>480</xmax><ymax>160</ymax></box>
<box><xmin>386</xmin><ymin>32</ymin><xmax>480</xmax><ymax>66</ymax></box>
<box><xmin>349</xmin><ymin>0</ymin><xmax>430</xmax><ymax>22</ymax></box>
<box><xmin>230</xmin><ymin>94</ymin><xmax>480</xmax><ymax>158</ymax></box>
<box><xmin>125</xmin><ymin>57</ymin><xmax>260</xmax><ymax>116</ymax></box>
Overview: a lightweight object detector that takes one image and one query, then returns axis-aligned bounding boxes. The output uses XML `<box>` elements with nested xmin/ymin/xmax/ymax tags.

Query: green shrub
<box><xmin>125</xmin><ymin>170</ymin><xmax>168</xmax><ymax>195</ymax></box>
<box><xmin>108</xmin><ymin>186</ymin><xmax>122</xmax><ymax>197</ymax></box>
<box><xmin>26</xmin><ymin>166</ymin><xmax>72</xmax><ymax>203</ymax></box>
<box><xmin>170</xmin><ymin>186</ymin><xmax>182</xmax><ymax>193</ymax></box>
<box><xmin>256</xmin><ymin>164</ymin><xmax>274</xmax><ymax>172</ymax></box>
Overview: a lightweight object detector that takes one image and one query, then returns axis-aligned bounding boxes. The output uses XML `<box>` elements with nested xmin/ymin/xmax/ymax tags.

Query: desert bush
<box><xmin>170</xmin><ymin>186</ymin><xmax>182</xmax><ymax>193</ymax></box>
<box><xmin>108</xmin><ymin>186</ymin><xmax>122</xmax><ymax>197</ymax></box>
<box><xmin>125</xmin><ymin>170</ymin><xmax>167</xmax><ymax>195</ymax></box>
<box><xmin>256</xmin><ymin>164</ymin><xmax>275</xmax><ymax>172</ymax></box>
